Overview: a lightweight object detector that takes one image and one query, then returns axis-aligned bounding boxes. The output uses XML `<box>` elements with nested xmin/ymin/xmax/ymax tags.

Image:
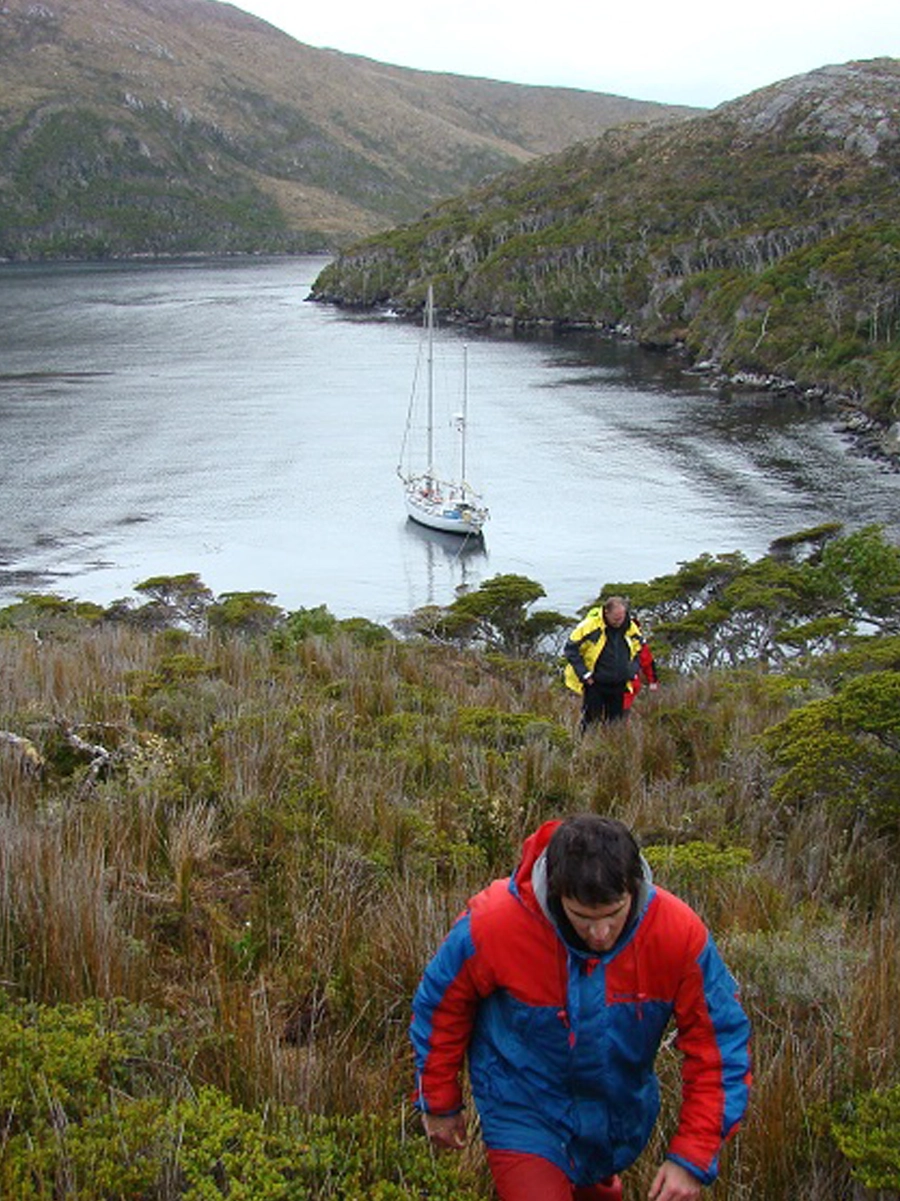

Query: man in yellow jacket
<box><xmin>564</xmin><ymin>596</ymin><xmax>657</xmax><ymax>730</ymax></box>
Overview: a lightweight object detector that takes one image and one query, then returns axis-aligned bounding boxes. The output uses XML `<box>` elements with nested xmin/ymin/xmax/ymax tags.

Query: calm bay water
<box><xmin>1</xmin><ymin>255</ymin><xmax>899</xmax><ymax>626</ymax></box>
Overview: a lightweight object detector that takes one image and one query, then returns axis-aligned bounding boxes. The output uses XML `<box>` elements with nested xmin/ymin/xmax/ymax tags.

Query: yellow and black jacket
<box><xmin>563</xmin><ymin>608</ymin><xmax>650</xmax><ymax>694</ymax></box>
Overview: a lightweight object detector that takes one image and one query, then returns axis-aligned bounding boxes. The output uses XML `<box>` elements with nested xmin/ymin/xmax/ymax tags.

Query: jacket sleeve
<box><xmin>409</xmin><ymin>911</ymin><xmax>485</xmax><ymax>1115</ymax></box>
<box><xmin>564</xmin><ymin>611</ymin><xmax>600</xmax><ymax>688</ymax></box>
<box><xmin>638</xmin><ymin>641</ymin><xmax>657</xmax><ymax>685</ymax></box>
<box><xmin>564</xmin><ymin>633</ymin><xmax>590</xmax><ymax>680</ymax></box>
<box><xmin>667</xmin><ymin>932</ymin><xmax>752</xmax><ymax>1184</ymax></box>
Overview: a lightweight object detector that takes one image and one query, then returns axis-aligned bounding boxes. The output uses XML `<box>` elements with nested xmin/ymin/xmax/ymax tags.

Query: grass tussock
<box><xmin>0</xmin><ymin>620</ymin><xmax>898</xmax><ymax>1199</ymax></box>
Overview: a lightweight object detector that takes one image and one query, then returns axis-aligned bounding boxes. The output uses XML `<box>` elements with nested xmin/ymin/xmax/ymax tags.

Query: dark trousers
<box><xmin>581</xmin><ymin>681</ymin><xmax>627</xmax><ymax>731</ymax></box>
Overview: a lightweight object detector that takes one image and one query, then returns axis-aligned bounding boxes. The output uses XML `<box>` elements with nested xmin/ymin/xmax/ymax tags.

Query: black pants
<box><xmin>581</xmin><ymin>680</ymin><xmax>627</xmax><ymax>730</ymax></box>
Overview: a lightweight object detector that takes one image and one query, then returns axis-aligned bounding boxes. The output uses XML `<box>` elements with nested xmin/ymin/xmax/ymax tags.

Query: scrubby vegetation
<box><xmin>1</xmin><ymin>525</ymin><xmax>899</xmax><ymax>1198</ymax></box>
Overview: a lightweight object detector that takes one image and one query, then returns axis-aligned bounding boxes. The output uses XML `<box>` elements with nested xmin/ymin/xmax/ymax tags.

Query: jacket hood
<box><xmin>509</xmin><ymin>819</ymin><xmax>560</xmax><ymax>914</ymax></box>
<box><xmin>511</xmin><ymin>819</ymin><xmax>654</xmax><ymax>952</ymax></box>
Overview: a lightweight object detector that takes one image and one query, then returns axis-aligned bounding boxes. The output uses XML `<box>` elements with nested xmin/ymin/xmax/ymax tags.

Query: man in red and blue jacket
<box><xmin>410</xmin><ymin>816</ymin><xmax>751</xmax><ymax>1201</ymax></box>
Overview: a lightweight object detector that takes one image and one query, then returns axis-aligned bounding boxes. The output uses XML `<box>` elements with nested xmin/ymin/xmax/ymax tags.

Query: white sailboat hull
<box><xmin>404</xmin><ymin>475</ymin><xmax>487</xmax><ymax>536</ymax></box>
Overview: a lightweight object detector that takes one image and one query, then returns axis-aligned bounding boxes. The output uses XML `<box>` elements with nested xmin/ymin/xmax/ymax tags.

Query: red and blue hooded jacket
<box><xmin>410</xmin><ymin>821</ymin><xmax>751</xmax><ymax>1186</ymax></box>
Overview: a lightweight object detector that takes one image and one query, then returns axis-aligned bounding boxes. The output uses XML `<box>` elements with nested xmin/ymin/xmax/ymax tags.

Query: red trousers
<box><xmin>487</xmin><ymin>1150</ymin><xmax>623</xmax><ymax>1201</ymax></box>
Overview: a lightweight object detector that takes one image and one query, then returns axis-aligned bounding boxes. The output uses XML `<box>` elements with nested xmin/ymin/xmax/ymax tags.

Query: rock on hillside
<box><xmin>312</xmin><ymin>59</ymin><xmax>900</xmax><ymax>426</ymax></box>
<box><xmin>0</xmin><ymin>0</ymin><xmax>697</xmax><ymax>258</ymax></box>
<box><xmin>722</xmin><ymin>60</ymin><xmax>899</xmax><ymax>156</ymax></box>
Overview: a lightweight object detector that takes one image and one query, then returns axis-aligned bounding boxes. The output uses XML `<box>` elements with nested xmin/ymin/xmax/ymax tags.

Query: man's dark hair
<box><xmin>545</xmin><ymin>815</ymin><xmax>643</xmax><ymax>904</ymax></box>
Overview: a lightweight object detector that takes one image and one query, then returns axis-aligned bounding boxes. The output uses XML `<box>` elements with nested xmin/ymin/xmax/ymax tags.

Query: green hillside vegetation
<box><xmin>1</xmin><ymin>524</ymin><xmax>899</xmax><ymax>1197</ymax></box>
<box><xmin>312</xmin><ymin>59</ymin><xmax>900</xmax><ymax>427</ymax></box>
<box><xmin>0</xmin><ymin>0</ymin><xmax>695</xmax><ymax>258</ymax></box>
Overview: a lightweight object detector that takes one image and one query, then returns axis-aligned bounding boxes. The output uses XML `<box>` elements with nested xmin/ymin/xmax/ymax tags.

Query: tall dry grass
<box><xmin>0</xmin><ymin>622</ymin><xmax>897</xmax><ymax>1199</ymax></box>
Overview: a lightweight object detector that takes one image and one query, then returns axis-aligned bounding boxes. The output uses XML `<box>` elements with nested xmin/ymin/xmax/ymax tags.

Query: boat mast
<box><xmin>460</xmin><ymin>344</ymin><xmax>468</xmax><ymax>490</ymax></box>
<box><xmin>426</xmin><ymin>285</ymin><xmax>435</xmax><ymax>480</ymax></box>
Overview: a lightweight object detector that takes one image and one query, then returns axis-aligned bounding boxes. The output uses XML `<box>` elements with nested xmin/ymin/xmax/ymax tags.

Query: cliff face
<box><xmin>312</xmin><ymin>59</ymin><xmax>900</xmax><ymax>424</ymax></box>
<box><xmin>0</xmin><ymin>0</ymin><xmax>696</xmax><ymax>257</ymax></box>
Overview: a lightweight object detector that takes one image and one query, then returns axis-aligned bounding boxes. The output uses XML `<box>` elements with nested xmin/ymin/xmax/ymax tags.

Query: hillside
<box><xmin>0</xmin><ymin>0</ymin><xmax>696</xmax><ymax>258</ymax></box>
<box><xmin>1</xmin><ymin>534</ymin><xmax>899</xmax><ymax>1197</ymax></box>
<box><xmin>312</xmin><ymin>58</ymin><xmax>900</xmax><ymax>427</ymax></box>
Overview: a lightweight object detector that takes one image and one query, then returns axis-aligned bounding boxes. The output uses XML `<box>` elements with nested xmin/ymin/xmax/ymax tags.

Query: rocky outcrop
<box><xmin>834</xmin><ymin>407</ymin><xmax>900</xmax><ymax>470</ymax></box>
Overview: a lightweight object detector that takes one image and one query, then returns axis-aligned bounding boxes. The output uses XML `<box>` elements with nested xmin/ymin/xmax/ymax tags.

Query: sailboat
<box><xmin>398</xmin><ymin>285</ymin><xmax>489</xmax><ymax>537</ymax></box>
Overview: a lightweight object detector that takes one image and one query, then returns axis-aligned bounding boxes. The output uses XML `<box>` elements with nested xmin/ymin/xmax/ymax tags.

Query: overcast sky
<box><xmin>230</xmin><ymin>0</ymin><xmax>898</xmax><ymax>108</ymax></box>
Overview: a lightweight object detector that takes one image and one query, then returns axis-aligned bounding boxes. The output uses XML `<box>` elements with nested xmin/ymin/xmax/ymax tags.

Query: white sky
<box><xmin>229</xmin><ymin>0</ymin><xmax>898</xmax><ymax>108</ymax></box>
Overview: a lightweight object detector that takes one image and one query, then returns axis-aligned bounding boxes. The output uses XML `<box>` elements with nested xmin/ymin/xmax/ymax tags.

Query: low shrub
<box><xmin>829</xmin><ymin>1083</ymin><xmax>900</xmax><ymax>1192</ymax></box>
<box><xmin>0</xmin><ymin>995</ymin><xmax>485</xmax><ymax>1200</ymax></box>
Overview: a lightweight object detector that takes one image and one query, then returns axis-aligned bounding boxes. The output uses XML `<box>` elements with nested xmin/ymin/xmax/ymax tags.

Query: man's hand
<box><xmin>422</xmin><ymin>1111</ymin><xmax>467</xmax><ymax>1150</ymax></box>
<box><xmin>648</xmin><ymin>1160</ymin><xmax>702</xmax><ymax>1201</ymax></box>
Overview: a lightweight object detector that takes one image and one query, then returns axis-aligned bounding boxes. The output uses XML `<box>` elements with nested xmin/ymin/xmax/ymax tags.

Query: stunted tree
<box><xmin>602</xmin><ymin>550</ymin><xmax>750</xmax><ymax>629</ymax></box>
<box><xmin>809</xmin><ymin>524</ymin><xmax>900</xmax><ymax>634</ymax></box>
<box><xmin>132</xmin><ymin>573</ymin><xmax>214</xmax><ymax>632</ymax></box>
<box><xmin>619</xmin><ymin>525</ymin><xmax>900</xmax><ymax>671</ymax></box>
<box><xmin>410</xmin><ymin>573</ymin><xmax>570</xmax><ymax>656</ymax></box>
<box><xmin>207</xmin><ymin>591</ymin><xmax>284</xmax><ymax>637</ymax></box>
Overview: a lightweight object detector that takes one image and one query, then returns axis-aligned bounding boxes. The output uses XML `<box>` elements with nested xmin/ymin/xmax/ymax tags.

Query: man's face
<box><xmin>605</xmin><ymin>603</ymin><xmax>627</xmax><ymax>627</ymax></box>
<box><xmin>560</xmin><ymin>893</ymin><xmax>631</xmax><ymax>953</ymax></box>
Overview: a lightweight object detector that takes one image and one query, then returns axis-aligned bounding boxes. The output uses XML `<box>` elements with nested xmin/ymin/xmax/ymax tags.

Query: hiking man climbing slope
<box><xmin>410</xmin><ymin>815</ymin><xmax>751</xmax><ymax>1201</ymax></box>
<box><xmin>564</xmin><ymin>597</ymin><xmax>658</xmax><ymax>730</ymax></box>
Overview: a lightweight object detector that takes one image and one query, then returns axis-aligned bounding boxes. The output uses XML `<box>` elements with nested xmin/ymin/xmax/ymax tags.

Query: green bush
<box><xmin>457</xmin><ymin>705</ymin><xmax>568</xmax><ymax>750</ymax></box>
<box><xmin>336</xmin><ymin>616</ymin><xmax>395</xmax><ymax>646</ymax></box>
<box><xmin>762</xmin><ymin>671</ymin><xmax>900</xmax><ymax>830</ymax></box>
<box><xmin>643</xmin><ymin>841</ymin><xmax>753</xmax><ymax>878</ymax></box>
<box><xmin>829</xmin><ymin>1084</ymin><xmax>900</xmax><ymax>1191</ymax></box>
<box><xmin>279</xmin><ymin>605</ymin><xmax>339</xmax><ymax>642</ymax></box>
<box><xmin>0</xmin><ymin>996</ymin><xmax>484</xmax><ymax>1200</ymax></box>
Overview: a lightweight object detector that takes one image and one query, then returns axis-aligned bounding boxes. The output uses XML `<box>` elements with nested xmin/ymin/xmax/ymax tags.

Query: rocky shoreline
<box><xmin>687</xmin><ymin>360</ymin><xmax>900</xmax><ymax>474</ymax></box>
<box><xmin>831</xmin><ymin>405</ymin><xmax>900</xmax><ymax>473</ymax></box>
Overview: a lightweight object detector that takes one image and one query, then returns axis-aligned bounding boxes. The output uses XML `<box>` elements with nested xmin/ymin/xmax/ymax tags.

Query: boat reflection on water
<box><xmin>401</xmin><ymin>518</ymin><xmax>488</xmax><ymax>610</ymax></box>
